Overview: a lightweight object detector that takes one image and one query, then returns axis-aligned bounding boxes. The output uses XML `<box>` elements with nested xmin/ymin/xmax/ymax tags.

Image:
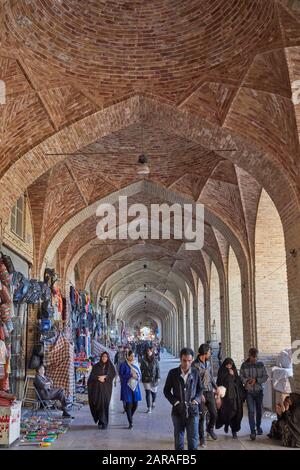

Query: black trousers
<box><xmin>199</xmin><ymin>391</ymin><xmax>217</xmax><ymax>436</ymax></box>
<box><xmin>125</xmin><ymin>401</ymin><xmax>138</xmax><ymax>425</ymax></box>
<box><xmin>145</xmin><ymin>390</ymin><xmax>156</xmax><ymax>408</ymax></box>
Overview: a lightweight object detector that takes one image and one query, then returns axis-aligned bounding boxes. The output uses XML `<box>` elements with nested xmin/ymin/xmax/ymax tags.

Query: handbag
<box><xmin>0</xmin><ymin>253</ymin><xmax>15</xmax><ymax>274</ymax></box>
<box><xmin>127</xmin><ymin>377</ymin><xmax>139</xmax><ymax>392</ymax></box>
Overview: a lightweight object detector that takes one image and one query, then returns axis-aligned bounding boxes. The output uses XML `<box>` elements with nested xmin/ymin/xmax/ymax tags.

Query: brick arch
<box><xmin>85</xmin><ymin>247</ymin><xmax>196</xmax><ymax>297</ymax></box>
<box><xmin>99</xmin><ymin>262</ymin><xmax>191</xmax><ymax>310</ymax></box>
<box><xmin>0</xmin><ymin>95</ymin><xmax>298</xmax><ymax>234</ymax></box>
<box><xmin>48</xmin><ymin>177</ymin><xmax>253</xmax><ymax>355</ymax></box>
<box><xmin>1</xmin><ymin>94</ymin><xmax>300</xmax><ymax>387</ymax></box>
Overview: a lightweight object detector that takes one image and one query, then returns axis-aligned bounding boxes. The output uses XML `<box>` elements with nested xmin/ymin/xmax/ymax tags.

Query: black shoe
<box><xmin>128</xmin><ymin>423</ymin><xmax>133</xmax><ymax>429</ymax></box>
<box><xmin>224</xmin><ymin>424</ymin><xmax>229</xmax><ymax>434</ymax></box>
<box><xmin>62</xmin><ymin>411</ymin><xmax>72</xmax><ymax>418</ymax></box>
<box><xmin>207</xmin><ymin>429</ymin><xmax>217</xmax><ymax>440</ymax></box>
<box><xmin>250</xmin><ymin>432</ymin><xmax>256</xmax><ymax>441</ymax></box>
<box><xmin>257</xmin><ymin>427</ymin><xmax>263</xmax><ymax>435</ymax></box>
<box><xmin>102</xmin><ymin>424</ymin><xmax>107</xmax><ymax>430</ymax></box>
<box><xmin>98</xmin><ymin>423</ymin><xmax>102</xmax><ymax>429</ymax></box>
<box><xmin>232</xmin><ymin>432</ymin><xmax>238</xmax><ymax>439</ymax></box>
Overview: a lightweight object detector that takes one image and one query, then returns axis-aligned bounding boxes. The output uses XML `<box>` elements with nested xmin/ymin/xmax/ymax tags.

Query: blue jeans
<box><xmin>172</xmin><ymin>412</ymin><xmax>199</xmax><ymax>450</ymax></box>
<box><xmin>246</xmin><ymin>390</ymin><xmax>263</xmax><ymax>434</ymax></box>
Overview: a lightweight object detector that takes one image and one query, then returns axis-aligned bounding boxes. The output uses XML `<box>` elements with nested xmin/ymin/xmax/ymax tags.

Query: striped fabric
<box><xmin>43</xmin><ymin>333</ymin><xmax>74</xmax><ymax>400</ymax></box>
<box><xmin>91</xmin><ymin>339</ymin><xmax>115</xmax><ymax>362</ymax></box>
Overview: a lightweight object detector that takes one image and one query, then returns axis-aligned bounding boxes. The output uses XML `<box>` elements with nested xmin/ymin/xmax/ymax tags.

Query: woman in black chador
<box><xmin>216</xmin><ymin>357</ymin><xmax>245</xmax><ymax>439</ymax></box>
<box><xmin>88</xmin><ymin>352</ymin><xmax>116</xmax><ymax>429</ymax></box>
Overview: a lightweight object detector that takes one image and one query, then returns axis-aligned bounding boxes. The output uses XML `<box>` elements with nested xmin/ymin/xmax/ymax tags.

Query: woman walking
<box><xmin>216</xmin><ymin>357</ymin><xmax>245</xmax><ymax>439</ymax></box>
<box><xmin>119</xmin><ymin>350</ymin><xmax>142</xmax><ymax>429</ymax></box>
<box><xmin>141</xmin><ymin>347</ymin><xmax>160</xmax><ymax>413</ymax></box>
<box><xmin>87</xmin><ymin>352</ymin><xmax>116</xmax><ymax>429</ymax></box>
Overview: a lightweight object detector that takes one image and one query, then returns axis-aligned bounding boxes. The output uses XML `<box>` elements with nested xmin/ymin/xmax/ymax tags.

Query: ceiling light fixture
<box><xmin>137</xmin><ymin>120</ymin><xmax>150</xmax><ymax>175</ymax></box>
<box><xmin>137</xmin><ymin>154</ymin><xmax>150</xmax><ymax>175</ymax></box>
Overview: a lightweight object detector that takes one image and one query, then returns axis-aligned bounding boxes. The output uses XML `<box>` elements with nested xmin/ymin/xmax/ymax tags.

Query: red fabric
<box><xmin>0</xmin><ymin>375</ymin><xmax>9</xmax><ymax>392</ymax></box>
<box><xmin>0</xmin><ymin>326</ymin><xmax>4</xmax><ymax>341</ymax></box>
<box><xmin>0</xmin><ymin>284</ymin><xmax>11</xmax><ymax>303</ymax></box>
<box><xmin>0</xmin><ymin>397</ymin><xmax>14</xmax><ymax>406</ymax></box>
<box><xmin>0</xmin><ymin>261</ymin><xmax>10</xmax><ymax>287</ymax></box>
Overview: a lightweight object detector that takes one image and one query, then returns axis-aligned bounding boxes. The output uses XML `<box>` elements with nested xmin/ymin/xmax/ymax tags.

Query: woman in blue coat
<box><xmin>119</xmin><ymin>350</ymin><xmax>142</xmax><ymax>429</ymax></box>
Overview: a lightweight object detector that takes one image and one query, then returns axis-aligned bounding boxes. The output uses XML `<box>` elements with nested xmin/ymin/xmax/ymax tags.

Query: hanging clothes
<box><xmin>0</xmin><ymin>340</ymin><xmax>8</xmax><ymax>364</ymax></box>
<box><xmin>43</xmin><ymin>333</ymin><xmax>74</xmax><ymax>400</ymax></box>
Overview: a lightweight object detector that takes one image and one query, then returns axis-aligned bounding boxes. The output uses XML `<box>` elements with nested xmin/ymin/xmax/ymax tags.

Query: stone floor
<box><xmin>10</xmin><ymin>353</ymin><xmax>292</xmax><ymax>450</ymax></box>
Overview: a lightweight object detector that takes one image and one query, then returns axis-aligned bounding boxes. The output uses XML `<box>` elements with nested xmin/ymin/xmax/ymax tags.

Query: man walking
<box><xmin>193</xmin><ymin>343</ymin><xmax>218</xmax><ymax>446</ymax></box>
<box><xmin>164</xmin><ymin>348</ymin><xmax>203</xmax><ymax>450</ymax></box>
<box><xmin>240</xmin><ymin>348</ymin><xmax>268</xmax><ymax>440</ymax></box>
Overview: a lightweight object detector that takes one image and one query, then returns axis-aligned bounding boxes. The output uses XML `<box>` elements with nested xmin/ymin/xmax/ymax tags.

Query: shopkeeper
<box><xmin>34</xmin><ymin>365</ymin><xmax>73</xmax><ymax>418</ymax></box>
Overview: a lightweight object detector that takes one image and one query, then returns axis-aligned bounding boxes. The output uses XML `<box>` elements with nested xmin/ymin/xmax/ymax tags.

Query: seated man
<box><xmin>34</xmin><ymin>365</ymin><xmax>72</xmax><ymax>418</ymax></box>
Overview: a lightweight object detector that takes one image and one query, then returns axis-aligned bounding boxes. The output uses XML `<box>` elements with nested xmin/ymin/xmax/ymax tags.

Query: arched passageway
<box><xmin>1</xmin><ymin>1</ymin><xmax>300</xmax><ymax>451</ymax></box>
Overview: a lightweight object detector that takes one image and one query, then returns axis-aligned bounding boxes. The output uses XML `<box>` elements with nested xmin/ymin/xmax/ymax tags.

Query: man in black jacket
<box><xmin>164</xmin><ymin>348</ymin><xmax>203</xmax><ymax>450</ymax></box>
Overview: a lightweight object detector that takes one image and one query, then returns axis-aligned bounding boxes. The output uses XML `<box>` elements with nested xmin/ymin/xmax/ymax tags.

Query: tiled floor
<box><xmin>10</xmin><ymin>353</ymin><xmax>294</xmax><ymax>450</ymax></box>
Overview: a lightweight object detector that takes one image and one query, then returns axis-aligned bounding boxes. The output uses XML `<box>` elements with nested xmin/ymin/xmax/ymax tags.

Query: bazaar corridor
<box><xmin>1</xmin><ymin>0</ymin><xmax>300</xmax><ymax>453</ymax></box>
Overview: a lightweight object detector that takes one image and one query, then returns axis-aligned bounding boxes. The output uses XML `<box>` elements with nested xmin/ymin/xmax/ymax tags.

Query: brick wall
<box><xmin>228</xmin><ymin>247</ymin><xmax>244</xmax><ymax>367</ymax></box>
<box><xmin>255</xmin><ymin>189</ymin><xmax>291</xmax><ymax>355</ymax></box>
<box><xmin>210</xmin><ymin>262</ymin><xmax>221</xmax><ymax>342</ymax></box>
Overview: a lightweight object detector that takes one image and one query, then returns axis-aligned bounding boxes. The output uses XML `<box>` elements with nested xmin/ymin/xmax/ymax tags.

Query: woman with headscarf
<box><xmin>216</xmin><ymin>357</ymin><xmax>246</xmax><ymax>439</ymax></box>
<box><xmin>119</xmin><ymin>350</ymin><xmax>142</xmax><ymax>429</ymax></box>
<box><xmin>87</xmin><ymin>351</ymin><xmax>116</xmax><ymax>429</ymax></box>
<box><xmin>140</xmin><ymin>346</ymin><xmax>160</xmax><ymax>413</ymax></box>
<box><xmin>268</xmin><ymin>393</ymin><xmax>300</xmax><ymax>447</ymax></box>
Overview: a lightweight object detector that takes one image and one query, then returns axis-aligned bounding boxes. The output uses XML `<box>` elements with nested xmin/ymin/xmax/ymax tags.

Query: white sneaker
<box><xmin>146</xmin><ymin>408</ymin><xmax>152</xmax><ymax>413</ymax></box>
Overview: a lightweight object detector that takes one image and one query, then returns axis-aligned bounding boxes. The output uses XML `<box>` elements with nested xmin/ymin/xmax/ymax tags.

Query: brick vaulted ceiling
<box><xmin>1</xmin><ymin>0</ymin><xmax>300</xmax><ymax>320</ymax></box>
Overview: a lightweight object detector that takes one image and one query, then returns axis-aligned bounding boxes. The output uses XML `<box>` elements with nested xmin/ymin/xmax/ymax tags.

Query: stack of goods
<box><xmin>19</xmin><ymin>416</ymin><xmax>69</xmax><ymax>447</ymax></box>
<box><xmin>0</xmin><ymin>390</ymin><xmax>16</xmax><ymax>407</ymax></box>
<box><xmin>0</xmin><ymin>253</ymin><xmax>14</xmax><ymax>392</ymax></box>
<box><xmin>74</xmin><ymin>352</ymin><xmax>92</xmax><ymax>393</ymax></box>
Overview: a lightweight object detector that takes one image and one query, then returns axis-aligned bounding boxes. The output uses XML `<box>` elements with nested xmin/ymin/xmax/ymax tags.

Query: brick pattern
<box><xmin>228</xmin><ymin>247</ymin><xmax>244</xmax><ymax>367</ymax></box>
<box><xmin>255</xmin><ymin>189</ymin><xmax>291</xmax><ymax>355</ymax></box>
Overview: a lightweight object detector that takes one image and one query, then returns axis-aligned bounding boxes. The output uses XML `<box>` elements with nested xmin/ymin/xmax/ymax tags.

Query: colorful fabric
<box><xmin>43</xmin><ymin>333</ymin><xmax>74</xmax><ymax>400</ymax></box>
<box><xmin>0</xmin><ymin>340</ymin><xmax>8</xmax><ymax>364</ymax></box>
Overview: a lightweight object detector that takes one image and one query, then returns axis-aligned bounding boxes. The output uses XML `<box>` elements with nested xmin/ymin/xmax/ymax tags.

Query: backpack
<box><xmin>40</xmin><ymin>282</ymin><xmax>51</xmax><ymax>302</ymax></box>
<box><xmin>22</xmin><ymin>280</ymin><xmax>42</xmax><ymax>304</ymax></box>
<box><xmin>13</xmin><ymin>277</ymin><xmax>31</xmax><ymax>303</ymax></box>
<box><xmin>41</xmin><ymin>300</ymin><xmax>52</xmax><ymax>319</ymax></box>
<box><xmin>40</xmin><ymin>319</ymin><xmax>51</xmax><ymax>332</ymax></box>
<box><xmin>44</xmin><ymin>268</ymin><xmax>57</xmax><ymax>286</ymax></box>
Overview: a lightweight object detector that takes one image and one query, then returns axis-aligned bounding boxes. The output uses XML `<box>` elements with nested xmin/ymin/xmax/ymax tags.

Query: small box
<box><xmin>0</xmin><ymin>401</ymin><xmax>22</xmax><ymax>447</ymax></box>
